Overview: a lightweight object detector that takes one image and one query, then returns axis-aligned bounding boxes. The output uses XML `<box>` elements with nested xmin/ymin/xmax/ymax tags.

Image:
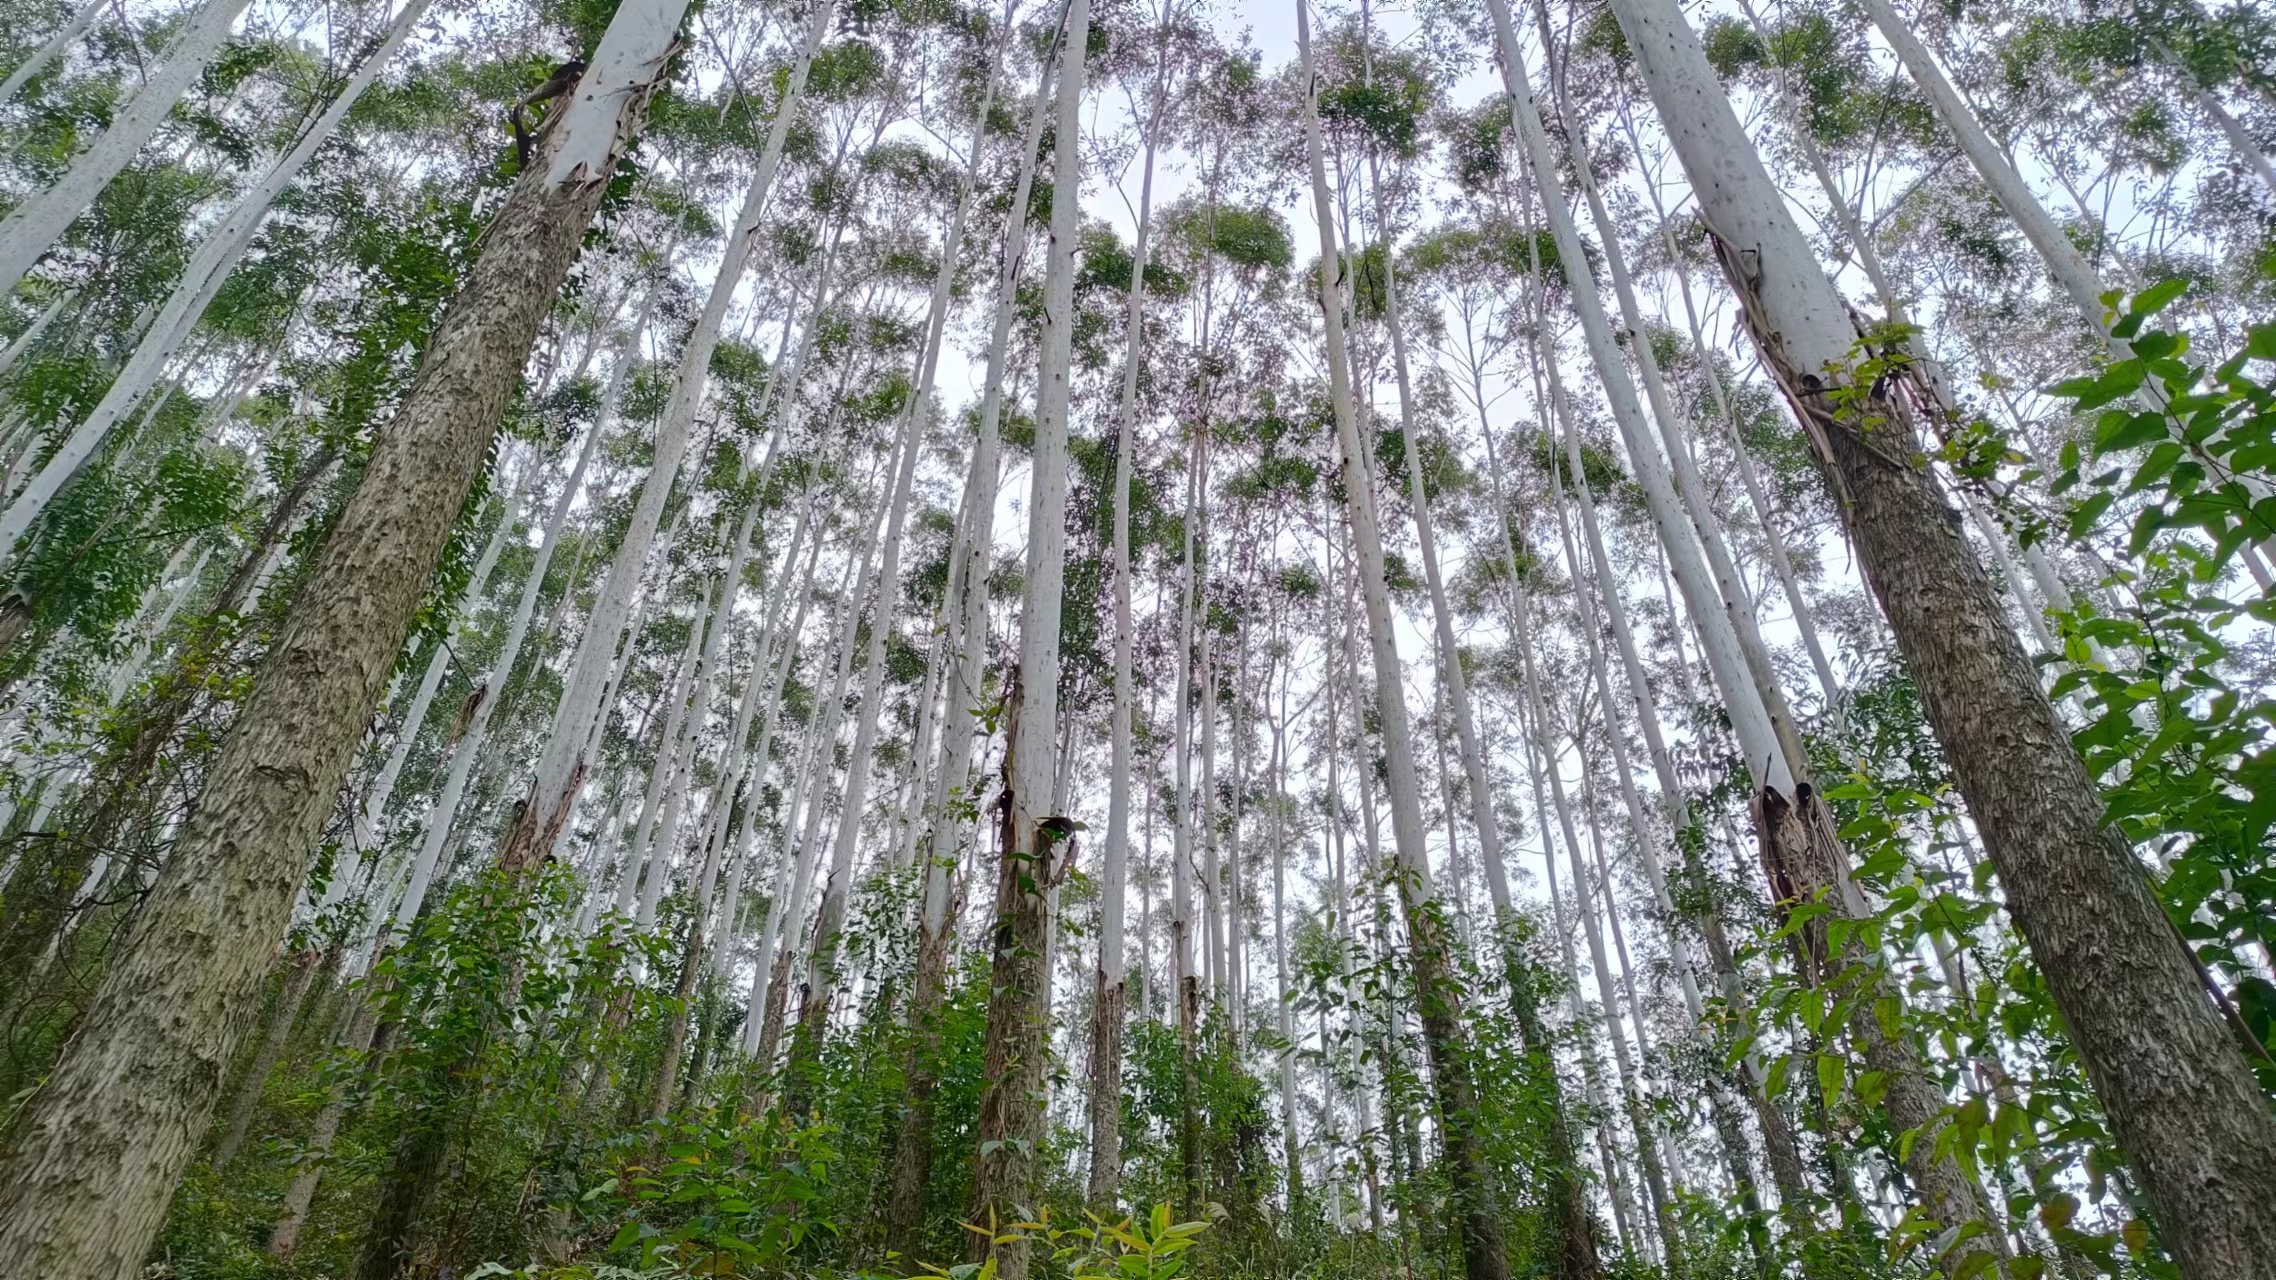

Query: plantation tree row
<box><xmin>0</xmin><ymin>0</ymin><xmax>2269</xmax><ymax>1276</ymax></box>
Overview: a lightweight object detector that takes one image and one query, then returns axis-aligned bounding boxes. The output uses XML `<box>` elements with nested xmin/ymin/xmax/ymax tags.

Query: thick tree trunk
<box><xmin>1606</xmin><ymin>0</ymin><xmax>2276</xmax><ymax>1274</ymax></box>
<box><xmin>0</xmin><ymin>17</ymin><xmax>681</xmax><ymax>1272</ymax></box>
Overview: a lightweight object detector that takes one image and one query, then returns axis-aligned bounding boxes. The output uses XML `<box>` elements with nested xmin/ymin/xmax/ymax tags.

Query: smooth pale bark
<box><xmin>1521</xmin><ymin>126</ymin><xmax>2004</xmax><ymax>1266</ymax></box>
<box><xmin>1360</xmin><ymin>148</ymin><xmax>1515</xmax><ymax>980</ymax></box>
<box><xmin>884</xmin><ymin>42</ymin><xmax>1056</xmax><ymax>1229</ymax></box>
<box><xmin>0</xmin><ymin>0</ymin><xmax>254</xmax><ymax>302</ymax></box>
<box><xmin>0</xmin><ymin>19</ymin><xmax>680</xmax><ymax>1272</ymax></box>
<box><xmin>792</xmin><ymin>10</ymin><xmax>1007</xmax><ymax>1058</ymax></box>
<box><xmin>689</xmin><ymin>495</ymin><xmax>816</xmax><ymax>960</ymax></box>
<box><xmin>1562</xmin><ymin>738</ymin><xmax>1681</xmax><ymax>1273</ymax></box>
<box><xmin>1606</xmin><ymin>0</ymin><xmax>2276</xmax><ymax>1274</ymax></box>
<box><xmin>745</xmin><ymin>527</ymin><xmax>878</xmax><ymax>1060</ymax></box>
<box><xmin>1296</xmin><ymin>4</ymin><xmax>1507</xmax><ymax>1275</ymax></box>
<box><xmin>497</xmin><ymin>0</ymin><xmax>833</xmax><ymax>872</ymax></box>
<box><xmin>967</xmin><ymin>2</ymin><xmax>1087</xmax><ymax>1268</ymax></box>
<box><xmin>707</xmin><ymin>513</ymin><xmax>822</xmax><ymax>982</ymax></box>
<box><xmin>1505</xmin><ymin>563</ymin><xmax>1645</xmax><ymax>1255</ymax></box>
<box><xmin>1090</xmin><ymin>9</ymin><xmax>1168</xmax><ymax>1206</ymax></box>
<box><xmin>1265</xmin><ymin>628</ymin><xmax>1303</xmax><ymax>1209</ymax></box>
<box><xmin>388</xmin><ymin>414</ymin><xmax>610</xmax><ymax>933</ymax></box>
<box><xmin>1169</xmin><ymin>415</ymin><xmax>1203</xmax><ymax>1214</ymax></box>
<box><xmin>0</xmin><ymin>0</ymin><xmax>107</xmax><ymax>103</ymax></box>
<box><xmin>335</xmin><ymin>473</ymin><xmax>525</xmax><ymax>915</ymax></box>
<box><xmin>631</xmin><ymin>585</ymin><xmax>715</xmax><ymax>928</ymax></box>
<box><xmin>1539</xmin><ymin>351</ymin><xmax>1812</xmax><ymax>1220</ymax></box>
<box><xmin>0</xmin><ymin>290</ymin><xmax>68</xmax><ymax>384</ymax></box>
<box><xmin>0</xmin><ymin>0</ymin><xmax>435</xmax><ymax>567</ymax></box>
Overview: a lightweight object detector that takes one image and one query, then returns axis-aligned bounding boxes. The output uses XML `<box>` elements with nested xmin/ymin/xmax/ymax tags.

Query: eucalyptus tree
<box><xmin>0</xmin><ymin>0</ymin><xmax>437</xmax><ymax>570</ymax></box>
<box><xmin>964</xmin><ymin>0</ymin><xmax>1088</xmax><ymax>1268</ymax></box>
<box><xmin>494</xmin><ymin>0</ymin><xmax>838</xmax><ymax>875</ymax></box>
<box><xmin>0</xmin><ymin>0</ymin><xmax>254</xmax><ymax>302</ymax></box>
<box><xmin>1604</xmin><ymin>0</ymin><xmax>2276</xmax><ymax>1273</ymax></box>
<box><xmin>0</xmin><ymin>1</ymin><xmax>691</xmax><ymax>1270</ymax></box>
<box><xmin>1296</xmin><ymin>2</ymin><xmax>1508</xmax><ymax>1275</ymax></box>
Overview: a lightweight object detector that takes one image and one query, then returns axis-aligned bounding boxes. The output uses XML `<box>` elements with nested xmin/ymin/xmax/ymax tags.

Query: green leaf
<box><xmin>2095</xmin><ymin>410</ymin><xmax>2172</xmax><ymax>455</ymax></box>
<box><xmin>2129</xmin><ymin>278</ymin><xmax>2189</xmax><ymax>319</ymax></box>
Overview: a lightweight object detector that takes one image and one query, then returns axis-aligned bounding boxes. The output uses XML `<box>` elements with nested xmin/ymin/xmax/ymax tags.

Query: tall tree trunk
<box><xmin>967</xmin><ymin>2</ymin><xmax>1087</xmax><ymax>1270</ymax></box>
<box><xmin>0</xmin><ymin>0</ymin><xmax>434</xmax><ymax>565</ymax></box>
<box><xmin>881</xmin><ymin>24</ymin><xmax>1056</xmax><ymax>1258</ymax></box>
<box><xmin>495</xmin><ymin>0</ymin><xmax>835</xmax><ymax>875</ymax></box>
<box><xmin>1090</xmin><ymin>1</ymin><xmax>1169</xmax><ymax>1208</ymax></box>
<box><xmin>208</xmin><ymin>946</ymin><xmax>318</xmax><ymax>1167</ymax></box>
<box><xmin>1296</xmin><ymin>4</ymin><xmax>1507</xmax><ymax>1275</ymax></box>
<box><xmin>1605</xmin><ymin>0</ymin><xmax>2276</xmax><ymax>1274</ymax></box>
<box><xmin>0</xmin><ymin>0</ymin><xmax>254</xmax><ymax>303</ymax></box>
<box><xmin>0</xmin><ymin>12</ymin><xmax>683</xmax><ymax>1271</ymax></box>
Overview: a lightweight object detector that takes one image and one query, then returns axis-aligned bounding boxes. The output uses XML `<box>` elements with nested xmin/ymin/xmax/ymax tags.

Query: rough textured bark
<box><xmin>1605</xmin><ymin>0</ymin><xmax>2276</xmax><ymax>1274</ymax></box>
<box><xmin>0</xmin><ymin>26</ymin><xmax>679</xmax><ymax>1275</ymax></box>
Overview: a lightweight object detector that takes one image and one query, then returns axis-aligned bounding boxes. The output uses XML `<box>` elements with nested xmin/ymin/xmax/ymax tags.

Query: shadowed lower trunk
<box><xmin>0</xmin><ymin>36</ymin><xmax>675</xmax><ymax>1273</ymax></box>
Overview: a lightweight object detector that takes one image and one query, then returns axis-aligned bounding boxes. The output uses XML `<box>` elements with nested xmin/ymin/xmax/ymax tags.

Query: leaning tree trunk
<box><xmin>1605</xmin><ymin>0</ymin><xmax>2276</xmax><ymax>1275</ymax></box>
<box><xmin>0</xmin><ymin>0</ymin><xmax>254</xmax><ymax>303</ymax></box>
<box><xmin>0</xmin><ymin>8</ymin><xmax>684</xmax><ymax>1272</ymax></box>
<box><xmin>0</xmin><ymin>0</ymin><xmax>435</xmax><ymax>566</ymax></box>
<box><xmin>1296</xmin><ymin>4</ymin><xmax>1507</xmax><ymax>1276</ymax></box>
<box><xmin>0</xmin><ymin>0</ymin><xmax>106</xmax><ymax>104</ymax></box>
<box><xmin>495</xmin><ymin>0</ymin><xmax>834</xmax><ymax>875</ymax></box>
<box><xmin>0</xmin><ymin>440</ymin><xmax>337</xmax><ymax>1016</ymax></box>
<box><xmin>967</xmin><ymin>2</ymin><xmax>1087</xmax><ymax>1272</ymax></box>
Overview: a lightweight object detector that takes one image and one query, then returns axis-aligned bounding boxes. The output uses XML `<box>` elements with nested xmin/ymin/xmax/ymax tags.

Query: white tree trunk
<box><xmin>0</xmin><ymin>0</ymin><xmax>107</xmax><ymax>104</ymax></box>
<box><xmin>0</xmin><ymin>0</ymin><xmax>254</xmax><ymax>301</ymax></box>
<box><xmin>0</xmin><ymin>0</ymin><xmax>434</xmax><ymax>567</ymax></box>
<box><xmin>0</xmin><ymin>290</ymin><xmax>69</xmax><ymax>384</ymax></box>
<box><xmin>743</xmin><ymin>526</ymin><xmax>879</xmax><ymax>1055</ymax></box>
<box><xmin>501</xmin><ymin>0</ymin><xmax>834</xmax><ymax>868</ymax></box>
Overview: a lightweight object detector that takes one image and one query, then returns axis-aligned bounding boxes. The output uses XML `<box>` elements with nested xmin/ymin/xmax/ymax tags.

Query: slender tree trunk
<box><xmin>0</xmin><ymin>0</ymin><xmax>254</xmax><ymax>303</ymax></box>
<box><xmin>967</xmin><ymin>3</ymin><xmax>1087</xmax><ymax>1269</ymax></box>
<box><xmin>1090</xmin><ymin>5</ymin><xmax>1169</xmax><ymax>1208</ymax></box>
<box><xmin>1296</xmin><ymin>6</ymin><xmax>1507</xmax><ymax>1275</ymax></box>
<box><xmin>0</xmin><ymin>0</ymin><xmax>434</xmax><ymax>564</ymax></box>
<box><xmin>208</xmin><ymin>946</ymin><xmax>318</xmax><ymax>1167</ymax></box>
<box><xmin>0</xmin><ymin>0</ymin><xmax>106</xmax><ymax>103</ymax></box>
<box><xmin>495</xmin><ymin>0</ymin><xmax>834</xmax><ymax>874</ymax></box>
<box><xmin>0</xmin><ymin>15</ymin><xmax>682</xmax><ymax>1272</ymax></box>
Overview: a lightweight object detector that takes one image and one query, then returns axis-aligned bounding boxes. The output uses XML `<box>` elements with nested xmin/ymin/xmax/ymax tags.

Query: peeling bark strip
<box><xmin>1600</xmin><ymin>0</ymin><xmax>2276</xmax><ymax>1274</ymax></box>
<box><xmin>0</xmin><ymin>11</ymin><xmax>685</xmax><ymax>1275</ymax></box>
